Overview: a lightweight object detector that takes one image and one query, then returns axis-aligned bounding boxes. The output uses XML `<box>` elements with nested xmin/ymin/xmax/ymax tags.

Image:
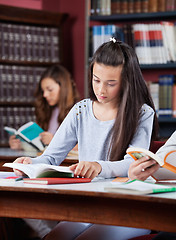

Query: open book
<box><xmin>3</xmin><ymin>162</ymin><xmax>74</xmax><ymax>178</ymax></box>
<box><xmin>127</xmin><ymin>147</ymin><xmax>176</xmax><ymax>181</ymax></box>
<box><xmin>105</xmin><ymin>179</ymin><xmax>176</xmax><ymax>195</ymax></box>
<box><xmin>4</xmin><ymin>121</ymin><xmax>45</xmax><ymax>152</ymax></box>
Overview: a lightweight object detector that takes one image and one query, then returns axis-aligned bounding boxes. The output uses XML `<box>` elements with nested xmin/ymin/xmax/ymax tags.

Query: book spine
<box><xmin>121</xmin><ymin>0</ymin><xmax>128</xmax><ymax>14</ymax></box>
<box><xmin>134</xmin><ymin>0</ymin><xmax>142</xmax><ymax>13</ymax></box>
<box><xmin>158</xmin><ymin>0</ymin><xmax>166</xmax><ymax>12</ymax></box>
<box><xmin>148</xmin><ymin>0</ymin><xmax>158</xmax><ymax>12</ymax></box>
<box><xmin>141</xmin><ymin>0</ymin><xmax>149</xmax><ymax>13</ymax></box>
<box><xmin>111</xmin><ymin>0</ymin><xmax>121</xmax><ymax>14</ymax></box>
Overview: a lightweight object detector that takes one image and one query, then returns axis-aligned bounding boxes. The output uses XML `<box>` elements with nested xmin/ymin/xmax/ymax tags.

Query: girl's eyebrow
<box><xmin>93</xmin><ymin>74</ymin><xmax>117</xmax><ymax>82</ymax></box>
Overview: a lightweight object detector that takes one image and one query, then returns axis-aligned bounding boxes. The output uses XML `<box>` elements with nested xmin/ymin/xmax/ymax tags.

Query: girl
<box><xmin>9</xmin><ymin>64</ymin><xmax>80</xmax><ymax>149</ymax></box>
<box><xmin>13</xmin><ymin>38</ymin><xmax>158</xmax><ymax>240</ymax></box>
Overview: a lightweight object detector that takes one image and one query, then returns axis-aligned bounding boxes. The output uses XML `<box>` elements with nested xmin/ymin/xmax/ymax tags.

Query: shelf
<box><xmin>0</xmin><ymin>102</ymin><xmax>34</xmax><ymax>106</ymax></box>
<box><xmin>140</xmin><ymin>63</ymin><xmax>176</xmax><ymax>69</ymax></box>
<box><xmin>0</xmin><ymin>60</ymin><xmax>60</xmax><ymax>67</ymax></box>
<box><xmin>158</xmin><ymin>117</ymin><xmax>176</xmax><ymax>123</ymax></box>
<box><xmin>90</xmin><ymin>11</ymin><xmax>176</xmax><ymax>22</ymax></box>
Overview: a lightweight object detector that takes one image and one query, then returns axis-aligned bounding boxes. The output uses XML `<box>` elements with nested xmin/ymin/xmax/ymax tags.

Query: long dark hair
<box><xmin>34</xmin><ymin>64</ymin><xmax>80</xmax><ymax>130</ymax></box>
<box><xmin>89</xmin><ymin>40</ymin><xmax>158</xmax><ymax>161</ymax></box>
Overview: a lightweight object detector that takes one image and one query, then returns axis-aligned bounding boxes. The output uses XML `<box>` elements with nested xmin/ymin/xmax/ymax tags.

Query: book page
<box><xmin>3</xmin><ymin>163</ymin><xmax>73</xmax><ymax>178</ymax></box>
<box><xmin>127</xmin><ymin>147</ymin><xmax>164</xmax><ymax>165</ymax></box>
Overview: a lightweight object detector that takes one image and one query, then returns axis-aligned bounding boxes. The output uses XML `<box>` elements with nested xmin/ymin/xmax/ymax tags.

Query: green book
<box><xmin>104</xmin><ymin>179</ymin><xmax>176</xmax><ymax>195</ymax></box>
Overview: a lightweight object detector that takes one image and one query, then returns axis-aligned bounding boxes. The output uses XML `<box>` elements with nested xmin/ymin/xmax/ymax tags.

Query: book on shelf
<box><xmin>104</xmin><ymin>179</ymin><xmax>176</xmax><ymax>195</ymax></box>
<box><xmin>158</xmin><ymin>74</ymin><xmax>174</xmax><ymax>117</ymax></box>
<box><xmin>4</xmin><ymin>121</ymin><xmax>45</xmax><ymax>152</ymax></box>
<box><xmin>3</xmin><ymin>162</ymin><xmax>74</xmax><ymax>178</ymax></box>
<box><xmin>127</xmin><ymin>147</ymin><xmax>176</xmax><ymax>181</ymax></box>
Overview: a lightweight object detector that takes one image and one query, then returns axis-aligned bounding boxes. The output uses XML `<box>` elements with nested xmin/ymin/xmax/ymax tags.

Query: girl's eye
<box><xmin>93</xmin><ymin>79</ymin><xmax>100</xmax><ymax>83</ymax></box>
<box><xmin>107</xmin><ymin>83</ymin><xmax>115</xmax><ymax>87</ymax></box>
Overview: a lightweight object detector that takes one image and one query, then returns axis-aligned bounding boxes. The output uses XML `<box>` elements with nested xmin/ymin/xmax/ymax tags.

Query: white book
<box><xmin>105</xmin><ymin>179</ymin><xmax>176</xmax><ymax>195</ymax></box>
<box><xmin>3</xmin><ymin>162</ymin><xmax>74</xmax><ymax>178</ymax></box>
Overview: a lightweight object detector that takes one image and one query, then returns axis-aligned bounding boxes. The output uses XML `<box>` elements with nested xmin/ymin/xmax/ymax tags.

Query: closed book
<box><xmin>105</xmin><ymin>179</ymin><xmax>176</xmax><ymax>195</ymax></box>
<box><xmin>111</xmin><ymin>0</ymin><xmax>120</xmax><ymax>14</ymax></box>
<box><xmin>148</xmin><ymin>0</ymin><xmax>158</xmax><ymax>12</ymax></box>
<box><xmin>23</xmin><ymin>177</ymin><xmax>91</xmax><ymax>185</ymax></box>
<box><xmin>141</xmin><ymin>0</ymin><xmax>149</xmax><ymax>13</ymax></box>
<box><xmin>158</xmin><ymin>0</ymin><xmax>166</xmax><ymax>11</ymax></box>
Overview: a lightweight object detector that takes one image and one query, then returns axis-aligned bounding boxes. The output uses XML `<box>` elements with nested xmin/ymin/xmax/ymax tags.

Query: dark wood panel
<box><xmin>0</xmin><ymin>4</ymin><xmax>68</xmax><ymax>26</ymax></box>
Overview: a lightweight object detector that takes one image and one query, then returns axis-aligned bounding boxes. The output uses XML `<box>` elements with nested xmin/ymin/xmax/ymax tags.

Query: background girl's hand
<box><xmin>69</xmin><ymin>161</ymin><xmax>102</xmax><ymax>180</ymax></box>
<box><xmin>128</xmin><ymin>156</ymin><xmax>160</xmax><ymax>181</ymax></box>
<box><xmin>40</xmin><ymin>131</ymin><xmax>53</xmax><ymax>146</ymax></box>
<box><xmin>13</xmin><ymin>157</ymin><xmax>32</xmax><ymax>176</ymax></box>
<box><xmin>9</xmin><ymin>135</ymin><xmax>22</xmax><ymax>150</ymax></box>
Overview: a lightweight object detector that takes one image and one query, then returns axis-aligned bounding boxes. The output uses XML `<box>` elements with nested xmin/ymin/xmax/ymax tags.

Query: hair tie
<box><xmin>109</xmin><ymin>37</ymin><xmax>122</xmax><ymax>44</ymax></box>
<box><xmin>109</xmin><ymin>37</ymin><xmax>116</xmax><ymax>43</ymax></box>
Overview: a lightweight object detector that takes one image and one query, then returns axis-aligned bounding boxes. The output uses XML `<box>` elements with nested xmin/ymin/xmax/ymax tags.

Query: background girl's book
<box><xmin>4</xmin><ymin>121</ymin><xmax>44</xmax><ymax>152</ymax></box>
<box><xmin>127</xmin><ymin>147</ymin><xmax>176</xmax><ymax>181</ymax></box>
<box><xmin>3</xmin><ymin>162</ymin><xmax>74</xmax><ymax>178</ymax></box>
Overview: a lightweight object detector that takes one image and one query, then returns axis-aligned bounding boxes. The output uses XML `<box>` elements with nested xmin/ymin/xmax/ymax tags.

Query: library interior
<box><xmin>1</xmin><ymin>1</ymin><xmax>176</xmax><ymax>240</ymax></box>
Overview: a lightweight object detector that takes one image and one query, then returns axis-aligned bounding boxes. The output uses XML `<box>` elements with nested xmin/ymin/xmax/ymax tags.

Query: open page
<box><xmin>3</xmin><ymin>163</ymin><xmax>74</xmax><ymax>178</ymax></box>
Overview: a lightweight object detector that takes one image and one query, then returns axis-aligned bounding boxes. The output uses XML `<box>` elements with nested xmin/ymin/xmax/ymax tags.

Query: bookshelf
<box><xmin>87</xmin><ymin>7</ymin><xmax>176</xmax><ymax>139</ymax></box>
<box><xmin>0</xmin><ymin>4</ymin><xmax>67</xmax><ymax>146</ymax></box>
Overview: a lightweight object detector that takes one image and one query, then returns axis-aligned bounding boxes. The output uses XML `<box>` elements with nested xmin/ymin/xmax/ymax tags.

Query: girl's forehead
<box><xmin>93</xmin><ymin>63</ymin><xmax>123</xmax><ymax>80</ymax></box>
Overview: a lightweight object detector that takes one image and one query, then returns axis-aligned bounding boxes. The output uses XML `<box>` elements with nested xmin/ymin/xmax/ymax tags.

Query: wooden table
<box><xmin>0</xmin><ymin>179</ymin><xmax>176</xmax><ymax>233</ymax></box>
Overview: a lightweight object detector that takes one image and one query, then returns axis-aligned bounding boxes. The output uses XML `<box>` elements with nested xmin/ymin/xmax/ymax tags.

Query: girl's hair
<box><xmin>89</xmin><ymin>40</ymin><xmax>158</xmax><ymax>161</ymax></box>
<box><xmin>34</xmin><ymin>64</ymin><xmax>80</xmax><ymax>130</ymax></box>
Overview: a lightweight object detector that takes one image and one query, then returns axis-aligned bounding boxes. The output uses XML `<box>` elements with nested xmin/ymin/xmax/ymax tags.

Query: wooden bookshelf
<box><xmin>0</xmin><ymin>4</ymin><xmax>67</xmax><ymax>147</ymax></box>
<box><xmin>86</xmin><ymin>6</ymin><xmax>176</xmax><ymax>139</ymax></box>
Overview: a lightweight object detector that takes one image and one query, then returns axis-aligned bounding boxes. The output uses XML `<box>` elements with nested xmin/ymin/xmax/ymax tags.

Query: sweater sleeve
<box><xmin>97</xmin><ymin>104</ymin><xmax>155</xmax><ymax>178</ymax></box>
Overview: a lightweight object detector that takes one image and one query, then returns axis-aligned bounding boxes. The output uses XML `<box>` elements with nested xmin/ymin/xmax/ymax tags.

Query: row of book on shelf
<box><xmin>0</xmin><ymin>23</ymin><xmax>60</xmax><ymax>63</ymax></box>
<box><xmin>0</xmin><ymin>65</ymin><xmax>46</xmax><ymax>102</ymax></box>
<box><xmin>90</xmin><ymin>21</ymin><xmax>176</xmax><ymax>64</ymax></box>
<box><xmin>89</xmin><ymin>0</ymin><xmax>176</xmax><ymax>16</ymax></box>
<box><xmin>148</xmin><ymin>74</ymin><xmax>176</xmax><ymax>117</ymax></box>
<box><xmin>0</xmin><ymin>106</ymin><xmax>36</xmax><ymax>145</ymax></box>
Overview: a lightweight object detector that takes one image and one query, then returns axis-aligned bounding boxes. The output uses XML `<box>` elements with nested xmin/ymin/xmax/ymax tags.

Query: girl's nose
<box><xmin>99</xmin><ymin>83</ymin><xmax>106</xmax><ymax>94</ymax></box>
<box><xmin>43</xmin><ymin>91</ymin><xmax>48</xmax><ymax>98</ymax></box>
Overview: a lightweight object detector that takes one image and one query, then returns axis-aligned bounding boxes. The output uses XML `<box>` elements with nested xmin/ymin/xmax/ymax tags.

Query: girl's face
<box><xmin>92</xmin><ymin>63</ymin><xmax>122</xmax><ymax>106</ymax></box>
<box><xmin>41</xmin><ymin>77</ymin><xmax>61</xmax><ymax>106</ymax></box>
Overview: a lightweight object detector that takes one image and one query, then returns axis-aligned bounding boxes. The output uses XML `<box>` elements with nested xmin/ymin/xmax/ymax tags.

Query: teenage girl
<box><xmin>9</xmin><ymin>64</ymin><xmax>79</xmax><ymax>149</ymax></box>
<box><xmin>13</xmin><ymin>38</ymin><xmax>158</xmax><ymax>240</ymax></box>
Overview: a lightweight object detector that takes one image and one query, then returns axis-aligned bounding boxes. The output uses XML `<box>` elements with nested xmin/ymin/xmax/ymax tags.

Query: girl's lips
<box><xmin>98</xmin><ymin>95</ymin><xmax>107</xmax><ymax>99</ymax></box>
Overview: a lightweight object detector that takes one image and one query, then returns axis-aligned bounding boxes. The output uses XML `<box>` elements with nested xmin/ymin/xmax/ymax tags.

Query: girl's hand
<box><xmin>69</xmin><ymin>161</ymin><xmax>102</xmax><ymax>180</ymax></box>
<box><xmin>13</xmin><ymin>157</ymin><xmax>32</xmax><ymax>176</ymax></box>
<box><xmin>40</xmin><ymin>132</ymin><xmax>53</xmax><ymax>146</ymax></box>
<box><xmin>128</xmin><ymin>156</ymin><xmax>160</xmax><ymax>181</ymax></box>
<box><xmin>9</xmin><ymin>135</ymin><xmax>22</xmax><ymax>150</ymax></box>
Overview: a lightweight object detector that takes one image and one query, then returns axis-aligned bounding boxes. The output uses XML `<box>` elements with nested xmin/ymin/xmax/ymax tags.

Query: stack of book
<box><xmin>0</xmin><ymin>23</ymin><xmax>60</xmax><ymax>63</ymax></box>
